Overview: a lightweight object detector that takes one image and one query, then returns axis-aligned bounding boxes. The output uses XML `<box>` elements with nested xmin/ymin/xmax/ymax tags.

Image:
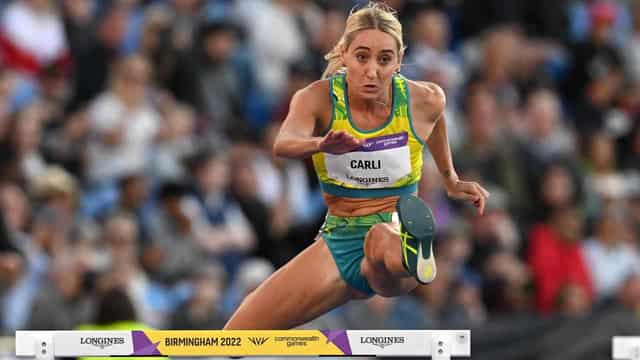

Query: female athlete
<box><xmin>224</xmin><ymin>2</ymin><xmax>489</xmax><ymax>330</ymax></box>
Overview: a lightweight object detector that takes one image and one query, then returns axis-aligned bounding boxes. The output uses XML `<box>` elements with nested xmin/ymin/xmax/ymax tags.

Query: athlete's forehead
<box><xmin>347</xmin><ymin>29</ymin><xmax>397</xmax><ymax>54</ymax></box>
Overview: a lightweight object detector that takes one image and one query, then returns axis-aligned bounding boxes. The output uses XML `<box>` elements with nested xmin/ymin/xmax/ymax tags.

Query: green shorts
<box><xmin>320</xmin><ymin>212</ymin><xmax>394</xmax><ymax>296</ymax></box>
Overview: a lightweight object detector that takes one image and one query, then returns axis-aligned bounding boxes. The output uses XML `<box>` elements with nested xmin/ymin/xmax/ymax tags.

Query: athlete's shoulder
<box><xmin>289</xmin><ymin>79</ymin><xmax>331</xmax><ymax>115</ymax></box>
<box><xmin>291</xmin><ymin>79</ymin><xmax>330</xmax><ymax>103</ymax></box>
<box><xmin>296</xmin><ymin>79</ymin><xmax>330</xmax><ymax>97</ymax></box>
<box><xmin>405</xmin><ymin>79</ymin><xmax>446</xmax><ymax>113</ymax></box>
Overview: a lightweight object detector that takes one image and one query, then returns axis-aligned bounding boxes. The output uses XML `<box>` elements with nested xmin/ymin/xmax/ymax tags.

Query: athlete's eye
<box><xmin>379</xmin><ymin>56</ymin><xmax>392</xmax><ymax>65</ymax></box>
<box><xmin>356</xmin><ymin>54</ymin><xmax>368</xmax><ymax>62</ymax></box>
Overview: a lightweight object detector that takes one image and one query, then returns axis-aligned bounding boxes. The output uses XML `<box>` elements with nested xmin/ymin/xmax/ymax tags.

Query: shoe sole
<box><xmin>396</xmin><ymin>195</ymin><xmax>436</xmax><ymax>284</ymax></box>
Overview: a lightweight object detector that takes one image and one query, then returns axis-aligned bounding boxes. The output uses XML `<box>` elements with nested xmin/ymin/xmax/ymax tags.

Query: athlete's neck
<box><xmin>347</xmin><ymin>81</ymin><xmax>393</xmax><ymax>115</ymax></box>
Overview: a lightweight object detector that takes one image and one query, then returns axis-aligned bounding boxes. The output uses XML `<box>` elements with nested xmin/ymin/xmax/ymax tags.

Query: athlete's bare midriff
<box><xmin>323</xmin><ymin>193</ymin><xmax>402</xmax><ymax>217</ymax></box>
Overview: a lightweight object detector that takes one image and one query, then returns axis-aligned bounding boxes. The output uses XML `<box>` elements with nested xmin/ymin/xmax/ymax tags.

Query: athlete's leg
<box><xmin>361</xmin><ymin>195</ymin><xmax>437</xmax><ymax>296</ymax></box>
<box><xmin>360</xmin><ymin>222</ymin><xmax>418</xmax><ymax>297</ymax></box>
<box><xmin>224</xmin><ymin>236</ymin><xmax>368</xmax><ymax>330</ymax></box>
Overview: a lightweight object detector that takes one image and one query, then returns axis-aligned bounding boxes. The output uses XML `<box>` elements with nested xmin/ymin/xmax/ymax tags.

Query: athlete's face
<box><xmin>341</xmin><ymin>29</ymin><xmax>401</xmax><ymax>101</ymax></box>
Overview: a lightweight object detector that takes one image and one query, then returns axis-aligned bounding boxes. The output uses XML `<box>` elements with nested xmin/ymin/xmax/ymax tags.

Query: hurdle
<box><xmin>613</xmin><ymin>337</ymin><xmax>640</xmax><ymax>360</ymax></box>
<box><xmin>15</xmin><ymin>330</ymin><xmax>470</xmax><ymax>359</ymax></box>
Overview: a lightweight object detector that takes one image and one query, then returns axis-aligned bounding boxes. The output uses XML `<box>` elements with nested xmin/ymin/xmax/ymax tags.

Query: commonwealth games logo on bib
<box><xmin>324</xmin><ymin>132</ymin><xmax>411</xmax><ymax>188</ymax></box>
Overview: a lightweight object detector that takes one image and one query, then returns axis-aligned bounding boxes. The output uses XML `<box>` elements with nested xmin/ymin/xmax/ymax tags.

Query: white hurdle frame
<box><xmin>15</xmin><ymin>330</ymin><xmax>471</xmax><ymax>359</ymax></box>
<box><xmin>614</xmin><ymin>337</ymin><xmax>640</xmax><ymax>360</ymax></box>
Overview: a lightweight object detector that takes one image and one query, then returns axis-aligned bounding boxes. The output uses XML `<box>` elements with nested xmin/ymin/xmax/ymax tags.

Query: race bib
<box><xmin>324</xmin><ymin>132</ymin><xmax>411</xmax><ymax>188</ymax></box>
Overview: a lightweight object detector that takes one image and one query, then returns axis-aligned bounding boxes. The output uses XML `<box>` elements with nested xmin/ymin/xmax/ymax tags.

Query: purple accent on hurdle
<box><xmin>131</xmin><ymin>331</ymin><xmax>162</xmax><ymax>356</ymax></box>
<box><xmin>321</xmin><ymin>330</ymin><xmax>352</xmax><ymax>355</ymax></box>
<box><xmin>356</xmin><ymin>132</ymin><xmax>408</xmax><ymax>152</ymax></box>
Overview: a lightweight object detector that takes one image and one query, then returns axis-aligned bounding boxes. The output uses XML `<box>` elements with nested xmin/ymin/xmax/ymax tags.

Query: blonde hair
<box><xmin>322</xmin><ymin>2</ymin><xmax>404</xmax><ymax>79</ymax></box>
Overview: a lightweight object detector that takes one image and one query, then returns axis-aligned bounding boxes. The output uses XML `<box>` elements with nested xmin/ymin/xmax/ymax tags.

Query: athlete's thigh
<box><xmin>224</xmin><ymin>236</ymin><xmax>362</xmax><ymax>330</ymax></box>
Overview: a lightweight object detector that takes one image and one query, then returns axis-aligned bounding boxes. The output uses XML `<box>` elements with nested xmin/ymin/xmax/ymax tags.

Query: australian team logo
<box><xmin>359</xmin><ymin>336</ymin><xmax>404</xmax><ymax>349</ymax></box>
<box><xmin>248</xmin><ymin>337</ymin><xmax>269</xmax><ymax>346</ymax></box>
<box><xmin>80</xmin><ymin>337</ymin><xmax>125</xmax><ymax>349</ymax></box>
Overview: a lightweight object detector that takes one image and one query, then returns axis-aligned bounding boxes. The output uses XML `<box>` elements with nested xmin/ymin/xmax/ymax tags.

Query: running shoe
<box><xmin>395</xmin><ymin>194</ymin><xmax>437</xmax><ymax>284</ymax></box>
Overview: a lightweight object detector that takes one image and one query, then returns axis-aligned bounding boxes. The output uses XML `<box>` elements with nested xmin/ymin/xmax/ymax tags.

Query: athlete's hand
<box><xmin>444</xmin><ymin>179</ymin><xmax>490</xmax><ymax>215</ymax></box>
<box><xmin>317</xmin><ymin>130</ymin><xmax>363</xmax><ymax>154</ymax></box>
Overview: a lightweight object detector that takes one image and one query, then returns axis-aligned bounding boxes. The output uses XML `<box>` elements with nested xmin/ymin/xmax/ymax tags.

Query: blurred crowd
<box><xmin>0</xmin><ymin>0</ymin><xmax>639</xmax><ymax>358</ymax></box>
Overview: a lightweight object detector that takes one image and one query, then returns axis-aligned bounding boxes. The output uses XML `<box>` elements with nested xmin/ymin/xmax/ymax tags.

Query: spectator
<box><xmin>96</xmin><ymin>214</ymin><xmax>156</xmax><ymax>325</ymax></box>
<box><xmin>532</xmin><ymin>161</ymin><xmax>582</xmax><ymax>224</ymax></box>
<box><xmin>0</xmin><ymin>0</ymin><xmax>68</xmax><ymax>76</ymax></box>
<box><xmin>528</xmin><ymin>205</ymin><xmax>594</xmax><ymax>314</ymax></box>
<box><xmin>144</xmin><ymin>181</ymin><xmax>205</xmax><ymax>284</ymax></box>
<box><xmin>467</xmin><ymin>193</ymin><xmax>521</xmax><ymax>273</ymax></box>
<box><xmin>616</xmin><ymin>274</ymin><xmax>640</xmax><ymax>312</ymax></box>
<box><xmin>0</xmin><ymin>182</ymin><xmax>31</xmax><ymax>243</ymax></box>
<box><xmin>0</xmin><ymin>207</ymin><xmax>24</xmax><ymax>303</ymax></box>
<box><xmin>151</xmin><ymin>102</ymin><xmax>197</xmax><ymax>181</ymax></box>
<box><xmin>0</xmin><ymin>101</ymin><xmax>47</xmax><ymax>183</ymax></box>
<box><xmin>25</xmin><ymin>254</ymin><xmax>92</xmax><ymax>329</ymax></box>
<box><xmin>86</xmin><ymin>54</ymin><xmax>159</xmax><ymax>184</ymax></box>
<box><xmin>567</xmin><ymin>1</ymin><xmax>625</xmax><ymax>134</ymax></box>
<box><xmin>69</xmin><ymin>2</ymin><xmax>129</xmax><ymax>107</ymax></box>
<box><xmin>76</xmin><ymin>286</ymin><xmax>164</xmax><ymax>360</ymax></box>
<box><xmin>444</xmin><ymin>278</ymin><xmax>487</xmax><ymax>326</ymax></box>
<box><xmin>41</xmin><ymin>105</ymin><xmax>90</xmax><ymax>177</ymax></box>
<box><xmin>168</xmin><ymin>20</ymin><xmax>248</xmax><ymax>134</ymax></box>
<box><xmin>404</xmin><ymin>8</ymin><xmax>463</xmax><ymax>97</ymax></box>
<box><xmin>583</xmin><ymin>131</ymin><xmax>630</xmax><ymax>218</ymax></box>
<box><xmin>465</xmin><ymin>27</ymin><xmax>522</xmax><ymax>110</ymax></box>
<box><xmin>0</xmin><ymin>183</ymin><xmax>45</xmax><ymax>333</ymax></box>
<box><xmin>308</xmin><ymin>7</ymin><xmax>345</xmax><ymax>77</ymax></box>
<box><xmin>583</xmin><ymin>204</ymin><xmax>640</xmax><ymax>302</ymax></box>
<box><xmin>109</xmin><ymin>173</ymin><xmax>152</xmax><ymax>245</ymax></box>
<box><xmin>460</xmin><ymin>0</ymin><xmax>522</xmax><ymax>39</ymax></box>
<box><xmin>227</xmin><ymin>143</ymin><xmax>281</xmax><ymax>264</ymax></box>
<box><xmin>151</xmin><ymin>0</ymin><xmax>206</xmax><ymax>53</ymax></box>
<box><xmin>184</xmin><ymin>147</ymin><xmax>256</xmax><ymax>274</ymax></box>
<box><xmin>170</xmin><ymin>263</ymin><xmax>227</xmax><ymax>330</ymax></box>
<box><xmin>482</xmin><ymin>250</ymin><xmax>531</xmax><ymax>315</ymax></box>
<box><xmin>519</xmin><ymin>89</ymin><xmax>577</xmax><ymax>167</ymax></box>
<box><xmin>60</xmin><ymin>0</ymin><xmax>94</xmax><ymax>56</ymax></box>
<box><xmin>234</xmin><ymin>0</ymin><xmax>322</xmax><ymax>102</ymax></box>
<box><xmin>454</xmin><ymin>86</ymin><xmax>527</xmax><ymax>214</ymax></box>
<box><xmin>251</xmin><ymin>122</ymin><xmax>323</xmax><ymax>261</ymax></box>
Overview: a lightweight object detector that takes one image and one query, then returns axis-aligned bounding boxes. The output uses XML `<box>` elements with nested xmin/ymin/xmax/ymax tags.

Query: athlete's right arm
<box><xmin>273</xmin><ymin>82</ymin><xmax>362</xmax><ymax>159</ymax></box>
<box><xmin>273</xmin><ymin>85</ymin><xmax>322</xmax><ymax>159</ymax></box>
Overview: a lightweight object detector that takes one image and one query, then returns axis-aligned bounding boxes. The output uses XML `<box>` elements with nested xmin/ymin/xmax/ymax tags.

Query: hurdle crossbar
<box><xmin>613</xmin><ymin>337</ymin><xmax>640</xmax><ymax>360</ymax></box>
<box><xmin>15</xmin><ymin>330</ymin><xmax>470</xmax><ymax>359</ymax></box>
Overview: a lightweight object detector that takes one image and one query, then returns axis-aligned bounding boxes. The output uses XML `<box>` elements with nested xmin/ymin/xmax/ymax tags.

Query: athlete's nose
<box><xmin>364</xmin><ymin>62</ymin><xmax>377</xmax><ymax>80</ymax></box>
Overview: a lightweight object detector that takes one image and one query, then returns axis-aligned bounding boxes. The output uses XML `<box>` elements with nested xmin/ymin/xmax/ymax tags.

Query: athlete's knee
<box><xmin>364</xmin><ymin>223</ymin><xmax>394</xmax><ymax>262</ymax></box>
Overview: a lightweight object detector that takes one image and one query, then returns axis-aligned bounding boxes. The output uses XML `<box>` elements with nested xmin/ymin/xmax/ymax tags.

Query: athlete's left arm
<box><xmin>419</xmin><ymin>82</ymin><xmax>490</xmax><ymax>215</ymax></box>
